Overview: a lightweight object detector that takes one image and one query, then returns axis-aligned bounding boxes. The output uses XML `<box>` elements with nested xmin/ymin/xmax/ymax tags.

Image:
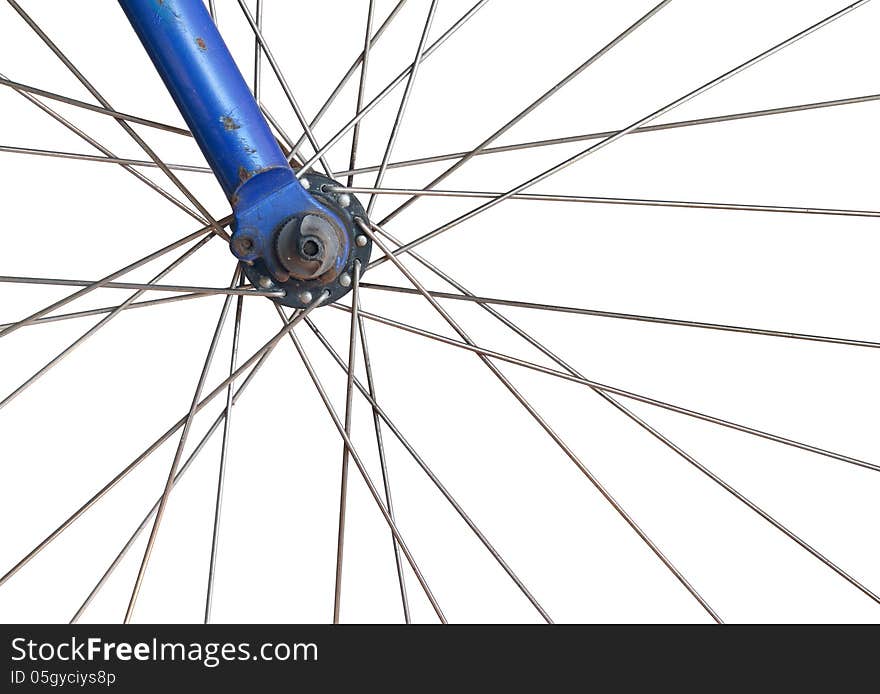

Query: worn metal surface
<box><xmin>236</xmin><ymin>172</ymin><xmax>372</xmax><ymax>309</ymax></box>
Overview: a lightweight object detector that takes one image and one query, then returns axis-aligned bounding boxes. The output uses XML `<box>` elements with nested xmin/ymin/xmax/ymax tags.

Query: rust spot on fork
<box><xmin>196</xmin><ymin>37</ymin><xmax>207</xmax><ymax>50</ymax></box>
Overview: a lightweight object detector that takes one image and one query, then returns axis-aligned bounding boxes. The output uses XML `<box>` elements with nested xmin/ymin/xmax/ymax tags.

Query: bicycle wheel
<box><xmin>1</xmin><ymin>0</ymin><xmax>879</xmax><ymax>624</ymax></box>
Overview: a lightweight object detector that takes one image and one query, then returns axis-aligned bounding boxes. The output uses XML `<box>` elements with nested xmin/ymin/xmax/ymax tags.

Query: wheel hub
<box><xmin>230</xmin><ymin>172</ymin><xmax>371</xmax><ymax>308</ymax></box>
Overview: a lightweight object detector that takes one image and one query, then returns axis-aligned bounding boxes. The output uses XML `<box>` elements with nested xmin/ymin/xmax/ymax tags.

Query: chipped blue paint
<box><xmin>118</xmin><ymin>0</ymin><xmax>292</xmax><ymax>200</ymax></box>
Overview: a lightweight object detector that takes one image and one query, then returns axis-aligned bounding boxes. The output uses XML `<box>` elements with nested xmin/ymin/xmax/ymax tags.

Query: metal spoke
<box><xmin>428</xmin><ymin>234</ymin><xmax>880</xmax><ymax>603</ymax></box>
<box><xmin>235</xmin><ymin>0</ymin><xmax>333</xmax><ymax>176</ymax></box>
<box><xmin>359</xmin><ymin>220</ymin><xmax>721</xmax><ymax>623</ymax></box>
<box><xmin>333</xmin><ymin>261</ymin><xmax>361</xmax><ymax>623</ymax></box>
<box><xmin>0</xmin><ymin>77</ymin><xmax>190</xmax><ymax>136</ymax></box>
<box><xmin>366</xmin><ymin>211</ymin><xmax>880</xmax><ymax>486</ymax></box>
<box><xmin>0</xmin><ymin>237</ymin><xmax>216</xmax><ymax>413</ymax></box>
<box><xmin>330</xmin><ymin>185</ymin><xmax>880</xmax><ymax>220</ymax></box>
<box><xmin>125</xmin><ymin>266</ymin><xmax>242</xmax><ymax>622</ymax></box>
<box><xmin>252</xmin><ymin>60</ymin><xmax>307</xmax><ymax>163</ymax></box>
<box><xmin>341</xmin><ymin>301</ymin><xmax>880</xmax><ymax>476</ymax></box>
<box><xmin>333</xmin><ymin>93</ymin><xmax>880</xmax><ymax>179</ymax></box>
<box><xmin>253</xmin><ymin>0</ymin><xmax>263</xmax><ymax>99</ymax></box>
<box><xmin>353</xmin><ymin>297</ymin><xmax>411</xmax><ymax>622</ymax></box>
<box><xmin>599</xmin><ymin>398</ymin><xmax>880</xmax><ymax>606</ymax></box>
<box><xmin>0</xmin><ymin>144</ymin><xmax>210</xmax><ymax>174</ymax></box>
<box><xmin>366</xmin><ymin>0</ymin><xmax>439</xmax><ymax>217</ymax></box>
<box><xmin>306</xmin><ymin>317</ymin><xmax>552</xmax><ymax>623</ymax></box>
<box><xmin>291</xmin><ymin>0</ymin><xmax>408</xmax><ymax>159</ymax></box>
<box><xmin>204</xmin><ymin>285</ymin><xmax>246</xmax><ymax>624</ymax></box>
<box><xmin>8</xmin><ymin>1</ymin><xmax>229</xmax><ymax>237</ymax></box>
<box><xmin>0</xmin><ymin>275</ymin><xmax>281</xmax><ymax>297</ymax></box>
<box><xmin>0</xmin><ymin>305</ymin><xmax>318</xmax><ymax>591</ymax></box>
<box><xmin>359</xmin><ymin>282</ymin><xmax>880</xmax><ymax>350</ymax></box>
<box><xmin>296</xmin><ymin>0</ymin><xmax>490</xmax><ymax>174</ymax></box>
<box><xmin>1</xmin><ymin>70</ymin><xmax>210</xmax><ymax>226</ymax></box>
<box><xmin>0</xmin><ymin>292</ymin><xmax>211</xmax><ymax>332</ymax></box>
<box><xmin>275</xmin><ymin>303</ymin><xmax>447</xmax><ymax>623</ymax></box>
<box><xmin>370</xmin><ymin>1</ymin><xmax>871</xmax><ymax>268</ymax></box>
<box><xmin>72</xmin><ymin>311</ymin><xmax>270</xmax><ymax>624</ymax></box>
<box><xmin>368</xmin><ymin>221</ymin><xmax>880</xmax><ymax>612</ymax></box>
<box><xmin>0</xmin><ymin>219</ymin><xmax>225</xmax><ymax>340</ymax></box>
<box><xmin>259</xmin><ymin>102</ymin><xmax>302</xmax><ymax>163</ymax></box>
<box><xmin>375</xmin><ymin>0</ymin><xmax>671</xmax><ymax>226</ymax></box>
<box><xmin>72</xmin><ymin>408</ymin><xmax>222</xmax><ymax>623</ymax></box>
<box><xmin>7</xmin><ymin>1</ymin><xmax>231</xmax><ymax>235</ymax></box>
<box><xmin>346</xmin><ymin>0</ymin><xmax>376</xmax><ymax>188</ymax></box>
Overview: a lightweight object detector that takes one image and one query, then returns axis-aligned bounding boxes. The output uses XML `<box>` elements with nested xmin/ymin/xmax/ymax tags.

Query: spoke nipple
<box><xmin>338</xmin><ymin>273</ymin><xmax>352</xmax><ymax>288</ymax></box>
<box><xmin>337</xmin><ymin>193</ymin><xmax>351</xmax><ymax>208</ymax></box>
<box><xmin>258</xmin><ymin>276</ymin><xmax>274</xmax><ymax>289</ymax></box>
<box><xmin>355</xmin><ymin>235</ymin><xmax>368</xmax><ymax>247</ymax></box>
<box><xmin>299</xmin><ymin>290</ymin><xmax>313</xmax><ymax>304</ymax></box>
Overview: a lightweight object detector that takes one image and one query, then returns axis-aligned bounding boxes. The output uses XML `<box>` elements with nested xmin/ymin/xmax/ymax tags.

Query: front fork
<box><xmin>118</xmin><ymin>0</ymin><xmax>370</xmax><ymax>307</ymax></box>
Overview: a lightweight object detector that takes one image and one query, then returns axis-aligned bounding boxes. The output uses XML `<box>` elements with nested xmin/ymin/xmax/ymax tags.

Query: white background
<box><xmin>0</xmin><ymin>0</ymin><xmax>879</xmax><ymax>624</ymax></box>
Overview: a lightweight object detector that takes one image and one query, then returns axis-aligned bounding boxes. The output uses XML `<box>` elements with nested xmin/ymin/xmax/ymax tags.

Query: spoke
<box><xmin>353</xmin><ymin>297</ymin><xmax>411</xmax><ymax>622</ymax></box>
<box><xmin>0</xmin><ymin>305</ymin><xmax>318</xmax><ymax>591</ymax></box>
<box><xmin>291</xmin><ymin>0</ymin><xmax>409</xmax><ymax>158</ymax></box>
<box><xmin>235</xmin><ymin>0</ymin><xmax>333</xmax><ymax>176</ymax></box>
<box><xmin>369</xmin><ymin>221</ymin><xmax>880</xmax><ymax>614</ymax></box>
<box><xmin>297</xmin><ymin>0</ymin><xmax>490</xmax><ymax>174</ymax></box>
<box><xmin>207</xmin><ymin>0</ymin><xmax>217</xmax><ymax>22</ymax></box>
<box><xmin>259</xmin><ymin>103</ymin><xmax>302</xmax><ymax>164</ymax></box>
<box><xmin>0</xmin><ymin>237</ymin><xmax>216</xmax><ymax>413</ymax></box>
<box><xmin>204</xmin><ymin>285</ymin><xmax>245</xmax><ymax>624</ymax></box>
<box><xmin>0</xmin><ymin>77</ymin><xmax>190</xmax><ymax>136</ymax></box>
<box><xmin>0</xmin><ymin>144</ymin><xmax>210</xmax><ymax>174</ymax></box>
<box><xmin>342</xmin><ymin>303</ymin><xmax>880</xmax><ymax>476</ymax></box>
<box><xmin>334</xmin><ymin>93</ymin><xmax>880</xmax><ymax>179</ymax></box>
<box><xmin>370</xmin><ymin>0</ymin><xmax>871</xmax><ymax>268</ymax></box>
<box><xmin>275</xmin><ymin>304</ymin><xmax>447</xmax><ymax>624</ymax></box>
<box><xmin>359</xmin><ymin>283</ymin><xmax>880</xmax><ymax>350</ymax></box>
<box><xmin>306</xmin><ymin>317</ymin><xmax>553</xmax><ymax>623</ymax></box>
<box><xmin>368</xmin><ymin>200</ymin><xmax>880</xmax><ymax>486</ymax></box>
<box><xmin>1</xmin><ymin>70</ymin><xmax>210</xmax><ymax>226</ymax></box>
<box><xmin>125</xmin><ymin>267</ymin><xmax>242</xmax><ymax>622</ymax></box>
<box><xmin>375</xmin><ymin>0</ymin><xmax>671</xmax><ymax>226</ymax></box>
<box><xmin>253</xmin><ymin>0</ymin><xmax>263</xmax><ymax>99</ymax></box>
<box><xmin>71</xmin><ymin>335</ymin><xmax>263</xmax><ymax>624</ymax></box>
<box><xmin>330</xmin><ymin>185</ymin><xmax>880</xmax><ymax>220</ymax></box>
<box><xmin>0</xmin><ymin>218</ymin><xmax>227</xmax><ymax>340</ymax></box>
<box><xmin>7</xmin><ymin>1</ymin><xmax>228</xmax><ymax>239</ymax></box>
<box><xmin>0</xmin><ymin>217</ymin><xmax>232</xmax><ymax>337</ymax></box>
<box><xmin>0</xmin><ymin>292</ymin><xmax>210</xmax><ymax>332</ymax></box>
<box><xmin>0</xmin><ymin>275</ymin><xmax>280</xmax><ymax>297</ymax></box>
<box><xmin>346</xmin><ymin>0</ymin><xmax>376</xmax><ymax>189</ymax></box>
<box><xmin>359</xmin><ymin>220</ymin><xmax>721</xmax><ymax>623</ymax></box>
<box><xmin>250</xmin><ymin>15</ymin><xmax>304</xmax><ymax>163</ymax></box>
<box><xmin>366</xmin><ymin>0</ymin><xmax>439</xmax><ymax>217</ymax></box>
<box><xmin>599</xmin><ymin>398</ymin><xmax>880</xmax><ymax>606</ymax></box>
<box><xmin>333</xmin><ymin>261</ymin><xmax>361</xmax><ymax>623</ymax></box>
<box><xmin>342</xmin><ymin>301</ymin><xmax>880</xmax><ymax>476</ymax></box>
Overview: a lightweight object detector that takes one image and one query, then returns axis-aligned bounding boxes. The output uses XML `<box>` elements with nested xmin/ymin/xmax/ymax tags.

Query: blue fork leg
<box><xmin>118</xmin><ymin>0</ymin><xmax>371</xmax><ymax>309</ymax></box>
<box><xmin>118</xmin><ymin>0</ymin><xmax>293</xmax><ymax>201</ymax></box>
